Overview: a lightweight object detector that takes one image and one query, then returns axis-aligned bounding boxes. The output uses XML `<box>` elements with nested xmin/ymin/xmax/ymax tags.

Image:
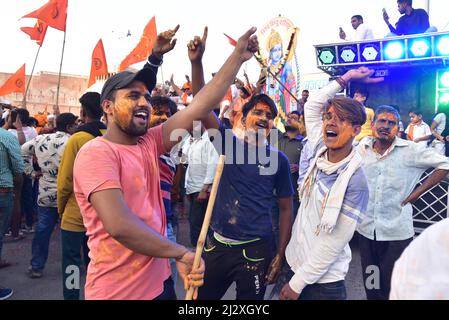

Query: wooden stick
<box><xmin>185</xmin><ymin>155</ymin><xmax>226</xmax><ymax>300</ymax></box>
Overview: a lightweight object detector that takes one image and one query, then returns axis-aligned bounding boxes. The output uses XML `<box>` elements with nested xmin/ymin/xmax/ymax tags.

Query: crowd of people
<box><xmin>1</xmin><ymin>0</ymin><xmax>449</xmax><ymax>301</ymax></box>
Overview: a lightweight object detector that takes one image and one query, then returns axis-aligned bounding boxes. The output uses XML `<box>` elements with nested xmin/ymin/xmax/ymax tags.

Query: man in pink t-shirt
<box><xmin>74</xmin><ymin>26</ymin><xmax>259</xmax><ymax>300</ymax></box>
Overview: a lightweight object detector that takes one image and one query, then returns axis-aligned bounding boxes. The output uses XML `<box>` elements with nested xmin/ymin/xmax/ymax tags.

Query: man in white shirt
<box><xmin>405</xmin><ymin>109</ymin><xmax>432</xmax><ymax>150</ymax></box>
<box><xmin>357</xmin><ymin>105</ymin><xmax>449</xmax><ymax>300</ymax></box>
<box><xmin>280</xmin><ymin>67</ymin><xmax>380</xmax><ymax>300</ymax></box>
<box><xmin>183</xmin><ymin>126</ymin><xmax>219</xmax><ymax>246</ymax></box>
<box><xmin>340</xmin><ymin>15</ymin><xmax>375</xmax><ymax>41</ymax></box>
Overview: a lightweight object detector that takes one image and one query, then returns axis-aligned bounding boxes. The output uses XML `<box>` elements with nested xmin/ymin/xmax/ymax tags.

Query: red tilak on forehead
<box><xmin>253</xmin><ymin>102</ymin><xmax>272</xmax><ymax>112</ymax></box>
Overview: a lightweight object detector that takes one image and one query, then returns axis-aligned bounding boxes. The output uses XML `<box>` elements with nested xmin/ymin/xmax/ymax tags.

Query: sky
<box><xmin>1</xmin><ymin>0</ymin><xmax>448</xmax><ymax>86</ymax></box>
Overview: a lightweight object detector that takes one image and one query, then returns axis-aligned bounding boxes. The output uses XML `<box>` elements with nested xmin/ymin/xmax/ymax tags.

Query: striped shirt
<box><xmin>159</xmin><ymin>154</ymin><xmax>176</xmax><ymax>219</ymax></box>
<box><xmin>0</xmin><ymin>128</ymin><xmax>24</xmax><ymax>188</ymax></box>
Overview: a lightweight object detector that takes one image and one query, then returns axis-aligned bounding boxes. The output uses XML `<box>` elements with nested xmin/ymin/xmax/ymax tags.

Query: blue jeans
<box><xmin>299</xmin><ymin>280</ymin><xmax>347</xmax><ymax>300</ymax></box>
<box><xmin>0</xmin><ymin>192</ymin><xmax>14</xmax><ymax>259</ymax></box>
<box><xmin>61</xmin><ymin>230</ymin><xmax>89</xmax><ymax>300</ymax></box>
<box><xmin>21</xmin><ymin>176</ymin><xmax>36</xmax><ymax>228</ymax></box>
<box><xmin>30</xmin><ymin>206</ymin><xmax>58</xmax><ymax>272</ymax></box>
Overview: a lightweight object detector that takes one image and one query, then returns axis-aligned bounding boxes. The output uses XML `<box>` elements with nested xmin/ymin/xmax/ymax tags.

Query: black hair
<box><xmin>374</xmin><ymin>105</ymin><xmax>401</xmax><ymax>124</ymax></box>
<box><xmin>149</xmin><ymin>96</ymin><xmax>178</xmax><ymax>116</ymax></box>
<box><xmin>79</xmin><ymin>92</ymin><xmax>102</xmax><ymax>120</ymax></box>
<box><xmin>28</xmin><ymin>117</ymin><xmax>38</xmax><ymax>127</ymax></box>
<box><xmin>56</xmin><ymin>113</ymin><xmax>78</xmax><ymax>133</ymax></box>
<box><xmin>409</xmin><ymin>108</ymin><xmax>423</xmax><ymax>116</ymax></box>
<box><xmin>398</xmin><ymin>0</ymin><xmax>412</xmax><ymax>6</ymax></box>
<box><xmin>15</xmin><ymin>108</ymin><xmax>30</xmax><ymax>124</ymax></box>
<box><xmin>302</xmin><ymin>90</ymin><xmax>309</xmax><ymax>93</ymax></box>
<box><xmin>242</xmin><ymin>94</ymin><xmax>278</xmax><ymax>118</ymax></box>
<box><xmin>352</xmin><ymin>15</ymin><xmax>364</xmax><ymax>22</ymax></box>
<box><xmin>290</xmin><ymin>111</ymin><xmax>301</xmax><ymax>117</ymax></box>
<box><xmin>354</xmin><ymin>88</ymin><xmax>369</xmax><ymax>100</ymax></box>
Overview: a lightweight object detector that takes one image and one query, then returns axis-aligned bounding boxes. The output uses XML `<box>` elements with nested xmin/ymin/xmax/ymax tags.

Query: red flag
<box><xmin>224</xmin><ymin>33</ymin><xmax>237</xmax><ymax>47</ymax></box>
<box><xmin>0</xmin><ymin>64</ymin><xmax>26</xmax><ymax>96</ymax></box>
<box><xmin>22</xmin><ymin>0</ymin><xmax>68</xmax><ymax>32</ymax></box>
<box><xmin>120</xmin><ymin>17</ymin><xmax>157</xmax><ymax>71</ymax></box>
<box><xmin>20</xmin><ymin>20</ymin><xmax>48</xmax><ymax>46</ymax></box>
<box><xmin>88</xmin><ymin>39</ymin><xmax>109</xmax><ymax>87</ymax></box>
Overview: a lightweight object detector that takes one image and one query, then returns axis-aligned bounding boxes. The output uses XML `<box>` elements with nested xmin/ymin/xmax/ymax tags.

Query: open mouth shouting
<box><xmin>133</xmin><ymin>109</ymin><xmax>149</xmax><ymax>125</ymax></box>
<box><xmin>256</xmin><ymin>121</ymin><xmax>269</xmax><ymax>130</ymax></box>
<box><xmin>324</xmin><ymin>127</ymin><xmax>339</xmax><ymax>141</ymax></box>
<box><xmin>323</xmin><ymin>123</ymin><xmax>354</xmax><ymax>149</ymax></box>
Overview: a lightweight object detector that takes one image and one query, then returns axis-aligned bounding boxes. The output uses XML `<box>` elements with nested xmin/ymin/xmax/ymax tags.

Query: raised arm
<box><xmin>162</xmin><ymin>27</ymin><xmax>259</xmax><ymax>151</ymax></box>
<box><xmin>305</xmin><ymin>68</ymin><xmax>383</xmax><ymax>148</ymax></box>
<box><xmin>169</xmin><ymin>74</ymin><xmax>184</xmax><ymax>98</ymax></box>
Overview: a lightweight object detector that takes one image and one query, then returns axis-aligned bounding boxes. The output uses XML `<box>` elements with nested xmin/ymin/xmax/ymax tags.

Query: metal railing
<box><xmin>413</xmin><ymin>169</ymin><xmax>448</xmax><ymax>234</ymax></box>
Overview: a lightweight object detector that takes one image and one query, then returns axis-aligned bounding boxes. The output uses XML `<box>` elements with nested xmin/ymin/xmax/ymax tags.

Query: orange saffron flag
<box><xmin>224</xmin><ymin>33</ymin><xmax>237</xmax><ymax>47</ymax></box>
<box><xmin>0</xmin><ymin>64</ymin><xmax>26</xmax><ymax>96</ymax></box>
<box><xmin>88</xmin><ymin>39</ymin><xmax>109</xmax><ymax>87</ymax></box>
<box><xmin>120</xmin><ymin>17</ymin><xmax>157</xmax><ymax>71</ymax></box>
<box><xmin>22</xmin><ymin>0</ymin><xmax>68</xmax><ymax>32</ymax></box>
<box><xmin>20</xmin><ymin>20</ymin><xmax>48</xmax><ymax>46</ymax></box>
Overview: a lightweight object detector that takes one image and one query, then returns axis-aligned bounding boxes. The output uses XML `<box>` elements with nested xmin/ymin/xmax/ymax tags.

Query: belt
<box><xmin>0</xmin><ymin>187</ymin><xmax>14</xmax><ymax>193</ymax></box>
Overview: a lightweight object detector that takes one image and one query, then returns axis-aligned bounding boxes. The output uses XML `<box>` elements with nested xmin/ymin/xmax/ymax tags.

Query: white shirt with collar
<box><xmin>184</xmin><ymin>131</ymin><xmax>219</xmax><ymax>195</ymax></box>
<box><xmin>346</xmin><ymin>24</ymin><xmax>375</xmax><ymax>41</ymax></box>
<box><xmin>356</xmin><ymin>137</ymin><xmax>449</xmax><ymax>241</ymax></box>
<box><xmin>405</xmin><ymin>121</ymin><xmax>432</xmax><ymax>150</ymax></box>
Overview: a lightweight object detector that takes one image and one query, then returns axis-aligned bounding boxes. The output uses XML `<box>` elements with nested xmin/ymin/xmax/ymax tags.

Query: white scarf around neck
<box><xmin>299</xmin><ymin>146</ymin><xmax>363</xmax><ymax>234</ymax></box>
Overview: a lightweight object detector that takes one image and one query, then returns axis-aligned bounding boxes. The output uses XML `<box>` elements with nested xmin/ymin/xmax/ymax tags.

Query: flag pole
<box><xmin>56</xmin><ymin>30</ymin><xmax>67</xmax><ymax>108</ymax></box>
<box><xmin>23</xmin><ymin>45</ymin><xmax>42</xmax><ymax>109</ymax></box>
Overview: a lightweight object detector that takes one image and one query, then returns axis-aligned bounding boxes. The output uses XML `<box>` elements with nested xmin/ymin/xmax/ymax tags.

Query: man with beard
<box><xmin>356</xmin><ymin>105</ymin><xmax>449</xmax><ymax>300</ymax></box>
<box><xmin>72</xmin><ymin>26</ymin><xmax>260</xmax><ymax>300</ymax></box>
<box><xmin>383</xmin><ymin>0</ymin><xmax>431</xmax><ymax>36</ymax></box>
<box><xmin>280</xmin><ymin>68</ymin><xmax>380</xmax><ymax>300</ymax></box>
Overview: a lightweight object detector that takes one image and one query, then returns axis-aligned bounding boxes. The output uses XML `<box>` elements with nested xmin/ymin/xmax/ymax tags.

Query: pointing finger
<box><xmin>202</xmin><ymin>26</ymin><xmax>208</xmax><ymax>42</ymax></box>
<box><xmin>240</xmin><ymin>27</ymin><xmax>257</xmax><ymax>41</ymax></box>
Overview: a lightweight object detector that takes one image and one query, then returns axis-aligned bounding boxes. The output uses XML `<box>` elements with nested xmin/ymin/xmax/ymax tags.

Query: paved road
<box><xmin>0</xmin><ymin>214</ymin><xmax>366</xmax><ymax>300</ymax></box>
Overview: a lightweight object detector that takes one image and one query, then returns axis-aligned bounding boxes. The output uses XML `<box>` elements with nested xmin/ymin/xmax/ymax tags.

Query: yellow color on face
<box><xmin>245</xmin><ymin>103</ymin><xmax>274</xmax><ymax>137</ymax></box>
<box><xmin>323</xmin><ymin>106</ymin><xmax>357</xmax><ymax>149</ymax></box>
<box><xmin>372</xmin><ymin>113</ymin><xmax>398</xmax><ymax>140</ymax></box>
<box><xmin>113</xmin><ymin>98</ymin><xmax>134</xmax><ymax>130</ymax></box>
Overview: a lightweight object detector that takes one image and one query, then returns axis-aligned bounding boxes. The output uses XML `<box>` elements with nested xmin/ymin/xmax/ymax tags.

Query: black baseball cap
<box><xmin>100</xmin><ymin>68</ymin><xmax>157</xmax><ymax>104</ymax></box>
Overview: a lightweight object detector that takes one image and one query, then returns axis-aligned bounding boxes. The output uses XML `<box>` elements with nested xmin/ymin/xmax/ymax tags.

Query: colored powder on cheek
<box><xmin>114</xmin><ymin>100</ymin><xmax>133</xmax><ymax>128</ymax></box>
<box><xmin>333</xmin><ymin>123</ymin><xmax>354</xmax><ymax>148</ymax></box>
<box><xmin>373</xmin><ymin>113</ymin><xmax>399</xmax><ymax>139</ymax></box>
<box><xmin>389</xmin><ymin>126</ymin><xmax>399</xmax><ymax>139</ymax></box>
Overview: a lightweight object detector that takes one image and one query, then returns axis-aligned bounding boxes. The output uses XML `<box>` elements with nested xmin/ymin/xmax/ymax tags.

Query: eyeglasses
<box><xmin>322</xmin><ymin>111</ymin><xmax>345</xmax><ymax>123</ymax></box>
